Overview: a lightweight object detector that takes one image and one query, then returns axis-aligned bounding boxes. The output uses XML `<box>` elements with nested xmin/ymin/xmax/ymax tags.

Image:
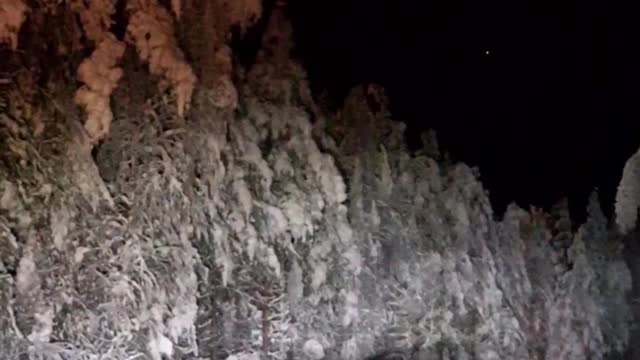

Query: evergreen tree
<box><xmin>549</xmin><ymin>197</ymin><xmax>573</xmax><ymax>250</ymax></box>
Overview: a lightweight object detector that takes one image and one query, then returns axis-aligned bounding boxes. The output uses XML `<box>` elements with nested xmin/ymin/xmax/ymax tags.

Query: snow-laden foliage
<box><xmin>207</xmin><ymin>45</ymin><xmax>238</xmax><ymax>109</ymax></box>
<box><xmin>248</xmin><ymin>7</ymin><xmax>310</xmax><ymax>106</ymax></box>
<box><xmin>615</xmin><ymin>148</ymin><xmax>640</xmax><ymax>234</ymax></box>
<box><xmin>126</xmin><ymin>0</ymin><xmax>197</xmax><ymax>117</ymax></box>
<box><xmin>178</xmin><ymin>0</ymin><xmax>263</xmax><ymax>109</ymax></box>
<box><xmin>313</xmin><ymin>84</ymin><xmax>632</xmax><ymax>359</ymax></box>
<box><xmin>0</xmin><ymin>0</ymin><xmax>27</xmax><ymax>50</ymax></box>
<box><xmin>70</xmin><ymin>0</ymin><xmax>117</xmax><ymax>44</ymax></box>
<box><xmin>74</xmin><ymin>35</ymin><xmax>126</xmax><ymax>144</ymax></box>
<box><xmin>71</xmin><ymin>0</ymin><xmax>123</xmax><ymax>144</ymax></box>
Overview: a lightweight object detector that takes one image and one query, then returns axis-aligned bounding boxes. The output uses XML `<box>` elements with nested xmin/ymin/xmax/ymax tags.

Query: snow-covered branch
<box><xmin>126</xmin><ymin>0</ymin><xmax>197</xmax><ymax>117</ymax></box>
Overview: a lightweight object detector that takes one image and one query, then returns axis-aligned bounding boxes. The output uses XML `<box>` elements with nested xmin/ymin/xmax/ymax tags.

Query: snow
<box><xmin>74</xmin><ymin>247</ymin><xmax>91</xmax><ymax>264</ymax></box>
<box><xmin>341</xmin><ymin>290</ymin><xmax>359</xmax><ymax>327</ymax></box>
<box><xmin>303</xmin><ymin>339</ymin><xmax>326</xmax><ymax>359</ymax></box>
<box><xmin>148</xmin><ymin>332</ymin><xmax>174</xmax><ymax>360</ymax></box>
<box><xmin>226</xmin><ymin>352</ymin><xmax>260</xmax><ymax>360</ymax></box>
<box><xmin>287</xmin><ymin>259</ymin><xmax>304</xmax><ymax>303</ymax></box>
<box><xmin>311</xmin><ymin>262</ymin><xmax>327</xmax><ymax>290</ymax></box>
<box><xmin>16</xmin><ymin>250</ymin><xmax>37</xmax><ymax>294</ymax></box>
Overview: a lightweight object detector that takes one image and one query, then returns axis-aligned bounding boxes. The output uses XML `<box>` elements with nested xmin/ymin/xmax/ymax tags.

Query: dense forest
<box><xmin>1</xmin><ymin>1</ymin><xmax>640</xmax><ymax>359</ymax></box>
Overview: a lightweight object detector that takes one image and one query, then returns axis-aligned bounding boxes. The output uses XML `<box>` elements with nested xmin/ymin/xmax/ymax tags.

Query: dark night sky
<box><xmin>288</xmin><ymin>0</ymin><xmax>640</xmax><ymax>221</ymax></box>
